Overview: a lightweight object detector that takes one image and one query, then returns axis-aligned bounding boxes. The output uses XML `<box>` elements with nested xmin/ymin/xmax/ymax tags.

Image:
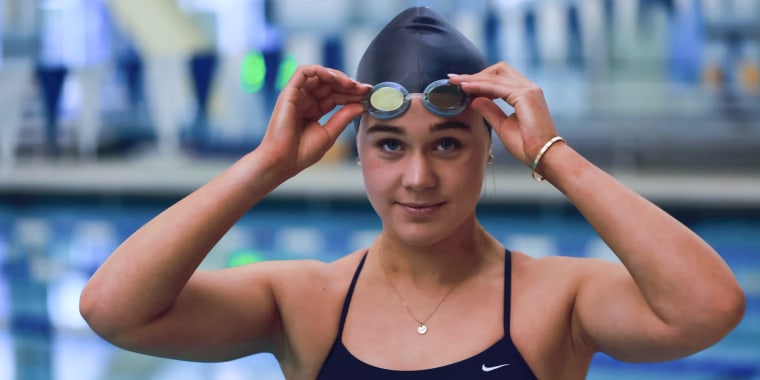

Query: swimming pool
<box><xmin>0</xmin><ymin>197</ymin><xmax>758</xmax><ymax>379</ymax></box>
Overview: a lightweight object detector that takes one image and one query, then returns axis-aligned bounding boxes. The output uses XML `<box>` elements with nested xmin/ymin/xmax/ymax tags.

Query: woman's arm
<box><xmin>80</xmin><ymin>150</ymin><xmax>284</xmax><ymax>360</ymax></box>
<box><xmin>542</xmin><ymin>143</ymin><xmax>744</xmax><ymax>360</ymax></box>
<box><xmin>79</xmin><ymin>65</ymin><xmax>370</xmax><ymax>361</ymax></box>
<box><xmin>450</xmin><ymin>62</ymin><xmax>745</xmax><ymax>361</ymax></box>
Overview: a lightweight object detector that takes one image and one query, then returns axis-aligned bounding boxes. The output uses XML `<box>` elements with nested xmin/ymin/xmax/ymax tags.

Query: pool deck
<box><xmin>1</xmin><ymin>155</ymin><xmax>759</xmax><ymax>208</ymax></box>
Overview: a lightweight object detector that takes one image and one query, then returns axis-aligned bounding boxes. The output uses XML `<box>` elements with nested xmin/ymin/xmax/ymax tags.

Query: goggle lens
<box><xmin>427</xmin><ymin>84</ymin><xmax>465</xmax><ymax>110</ymax></box>
<box><xmin>364</xmin><ymin>80</ymin><xmax>468</xmax><ymax>120</ymax></box>
<box><xmin>370</xmin><ymin>87</ymin><xmax>406</xmax><ymax>112</ymax></box>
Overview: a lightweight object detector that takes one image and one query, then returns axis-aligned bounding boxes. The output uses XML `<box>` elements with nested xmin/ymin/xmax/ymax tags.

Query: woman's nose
<box><xmin>402</xmin><ymin>152</ymin><xmax>438</xmax><ymax>191</ymax></box>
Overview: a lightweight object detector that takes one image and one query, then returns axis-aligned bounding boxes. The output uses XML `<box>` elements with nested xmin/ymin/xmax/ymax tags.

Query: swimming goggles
<box><xmin>363</xmin><ymin>79</ymin><xmax>469</xmax><ymax>120</ymax></box>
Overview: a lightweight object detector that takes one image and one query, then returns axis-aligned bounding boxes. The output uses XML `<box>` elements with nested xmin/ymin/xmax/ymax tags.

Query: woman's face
<box><xmin>356</xmin><ymin>99</ymin><xmax>492</xmax><ymax>247</ymax></box>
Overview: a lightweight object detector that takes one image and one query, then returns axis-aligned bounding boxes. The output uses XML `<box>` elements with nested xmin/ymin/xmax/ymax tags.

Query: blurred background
<box><xmin>0</xmin><ymin>0</ymin><xmax>758</xmax><ymax>379</ymax></box>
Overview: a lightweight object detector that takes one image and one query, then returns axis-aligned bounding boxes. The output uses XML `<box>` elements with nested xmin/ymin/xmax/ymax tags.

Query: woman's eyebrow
<box><xmin>365</xmin><ymin>121</ymin><xmax>471</xmax><ymax>135</ymax></box>
<box><xmin>366</xmin><ymin>124</ymin><xmax>405</xmax><ymax>135</ymax></box>
<box><xmin>431</xmin><ymin>121</ymin><xmax>472</xmax><ymax>133</ymax></box>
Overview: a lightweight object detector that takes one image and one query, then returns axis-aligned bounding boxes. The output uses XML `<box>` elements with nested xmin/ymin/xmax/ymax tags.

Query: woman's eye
<box><xmin>378</xmin><ymin>139</ymin><xmax>402</xmax><ymax>152</ymax></box>
<box><xmin>435</xmin><ymin>138</ymin><xmax>460</xmax><ymax>152</ymax></box>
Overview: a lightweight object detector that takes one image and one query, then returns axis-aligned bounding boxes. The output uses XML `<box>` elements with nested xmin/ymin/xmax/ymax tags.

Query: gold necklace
<box><xmin>379</xmin><ymin>250</ymin><xmax>475</xmax><ymax>335</ymax></box>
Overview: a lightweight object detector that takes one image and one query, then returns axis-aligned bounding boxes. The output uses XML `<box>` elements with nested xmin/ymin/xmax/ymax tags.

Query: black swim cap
<box><xmin>356</xmin><ymin>7</ymin><xmax>488</xmax><ymax>92</ymax></box>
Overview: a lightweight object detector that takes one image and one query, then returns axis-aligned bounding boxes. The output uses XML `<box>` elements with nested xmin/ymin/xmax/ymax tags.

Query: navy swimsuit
<box><xmin>317</xmin><ymin>250</ymin><xmax>537</xmax><ymax>379</ymax></box>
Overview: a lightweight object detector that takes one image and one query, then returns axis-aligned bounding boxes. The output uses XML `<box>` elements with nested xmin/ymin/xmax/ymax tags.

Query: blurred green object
<box><xmin>227</xmin><ymin>249</ymin><xmax>266</xmax><ymax>267</ymax></box>
<box><xmin>276</xmin><ymin>54</ymin><xmax>299</xmax><ymax>91</ymax></box>
<box><xmin>240</xmin><ymin>52</ymin><xmax>266</xmax><ymax>93</ymax></box>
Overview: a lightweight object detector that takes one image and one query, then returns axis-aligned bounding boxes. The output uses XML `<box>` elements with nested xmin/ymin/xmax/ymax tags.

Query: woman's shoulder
<box><xmin>271</xmin><ymin>249</ymin><xmax>366</xmax><ymax>281</ymax></box>
<box><xmin>261</xmin><ymin>250</ymin><xmax>367</xmax><ymax>373</ymax></box>
<box><xmin>510</xmin><ymin>250</ymin><xmax>624</xmax><ymax>290</ymax></box>
<box><xmin>512</xmin><ymin>250</ymin><xmax>620</xmax><ymax>271</ymax></box>
<box><xmin>241</xmin><ymin>249</ymin><xmax>368</xmax><ymax>304</ymax></box>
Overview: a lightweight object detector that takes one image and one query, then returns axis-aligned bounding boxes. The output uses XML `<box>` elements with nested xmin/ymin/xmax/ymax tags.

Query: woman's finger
<box><xmin>292</xmin><ymin>92</ymin><xmax>366</xmax><ymax>126</ymax></box>
<box><xmin>449</xmin><ymin>62</ymin><xmax>535</xmax><ymax>104</ymax></box>
<box><xmin>471</xmin><ymin>98</ymin><xmax>519</xmax><ymax>140</ymax></box>
<box><xmin>306</xmin><ymin>66</ymin><xmax>369</xmax><ymax>95</ymax></box>
<box><xmin>289</xmin><ymin>65</ymin><xmax>368</xmax><ymax>97</ymax></box>
<box><xmin>458</xmin><ymin>80</ymin><xmax>519</xmax><ymax>105</ymax></box>
<box><xmin>317</xmin><ymin>93</ymin><xmax>366</xmax><ymax>111</ymax></box>
<box><xmin>321</xmin><ymin>103</ymin><xmax>365</xmax><ymax>143</ymax></box>
<box><xmin>471</xmin><ymin>97</ymin><xmax>530</xmax><ymax>165</ymax></box>
<box><xmin>474</xmin><ymin>61</ymin><xmax>530</xmax><ymax>82</ymax></box>
<box><xmin>310</xmin><ymin>81</ymin><xmax>369</xmax><ymax>101</ymax></box>
<box><xmin>470</xmin><ymin>97</ymin><xmax>505</xmax><ymax>125</ymax></box>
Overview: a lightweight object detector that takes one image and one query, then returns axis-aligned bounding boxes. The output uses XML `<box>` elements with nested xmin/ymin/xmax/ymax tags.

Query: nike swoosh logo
<box><xmin>482</xmin><ymin>363</ymin><xmax>510</xmax><ymax>372</ymax></box>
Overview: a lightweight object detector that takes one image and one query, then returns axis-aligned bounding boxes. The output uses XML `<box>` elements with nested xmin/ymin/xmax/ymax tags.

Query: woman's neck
<box><xmin>371</xmin><ymin>221</ymin><xmax>499</xmax><ymax>286</ymax></box>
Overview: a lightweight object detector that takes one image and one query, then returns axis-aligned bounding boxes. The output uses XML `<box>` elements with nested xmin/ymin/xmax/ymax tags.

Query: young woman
<box><xmin>80</xmin><ymin>7</ymin><xmax>744</xmax><ymax>379</ymax></box>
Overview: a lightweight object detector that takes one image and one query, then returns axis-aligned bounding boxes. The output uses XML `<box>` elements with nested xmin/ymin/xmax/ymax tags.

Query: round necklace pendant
<box><xmin>417</xmin><ymin>324</ymin><xmax>428</xmax><ymax>335</ymax></box>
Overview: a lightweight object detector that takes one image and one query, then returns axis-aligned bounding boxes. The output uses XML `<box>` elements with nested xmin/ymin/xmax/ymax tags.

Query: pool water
<box><xmin>0</xmin><ymin>198</ymin><xmax>758</xmax><ymax>379</ymax></box>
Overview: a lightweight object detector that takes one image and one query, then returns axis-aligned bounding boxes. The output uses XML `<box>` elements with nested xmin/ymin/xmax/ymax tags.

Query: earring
<box><xmin>487</xmin><ymin>153</ymin><xmax>494</xmax><ymax>165</ymax></box>
<box><xmin>355</xmin><ymin>157</ymin><xmax>361</xmax><ymax>166</ymax></box>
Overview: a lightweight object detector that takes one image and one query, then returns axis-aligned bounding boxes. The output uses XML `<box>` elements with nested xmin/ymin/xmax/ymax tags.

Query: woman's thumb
<box><xmin>471</xmin><ymin>97</ymin><xmax>507</xmax><ymax>128</ymax></box>
<box><xmin>323</xmin><ymin>103</ymin><xmax>364</xmax><ymax>143</ymax></box>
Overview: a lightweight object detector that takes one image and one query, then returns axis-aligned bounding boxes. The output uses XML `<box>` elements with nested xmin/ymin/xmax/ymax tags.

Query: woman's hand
<box><xmin>451</xmin><ymin>65</ymin><xmax>744</xmax><ymax>366</ymax></box>
<box><xmin>259</xmin><ymin>65</ymin><xmax>371</xmax><ymax>177</ymax></box>
<box><xmin>448</xmin><ymin>62</ymin><xmax>558</xmax><ymax>167</ymax></box>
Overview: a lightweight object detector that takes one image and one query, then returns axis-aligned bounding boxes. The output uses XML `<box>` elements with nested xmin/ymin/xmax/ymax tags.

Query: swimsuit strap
<box><xmin>504</xmin><ymin>249</ymin><xmax>512</xmax><ymax>333</ymax></box>
<box><xmin>336</xmin><ymin>251</ymin><xmax>369</xmax><ymax>337</ymax></box>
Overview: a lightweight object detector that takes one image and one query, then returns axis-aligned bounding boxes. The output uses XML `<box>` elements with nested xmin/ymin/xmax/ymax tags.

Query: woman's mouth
<box><xmin>396</xmin><ymin>202</ymin><xmax>446</xmax><ymax>217</ymax></box>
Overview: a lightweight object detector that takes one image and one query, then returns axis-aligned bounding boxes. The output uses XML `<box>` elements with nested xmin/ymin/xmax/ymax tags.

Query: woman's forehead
<box><xmin>360</xmin><ymin>103</ymin><xmax>487</xmax><ymax>136</ymax></box>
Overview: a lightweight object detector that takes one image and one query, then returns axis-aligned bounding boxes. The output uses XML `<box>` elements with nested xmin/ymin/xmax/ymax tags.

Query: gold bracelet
<box><xmin>531</xmin><ymin>136</ymin><xmax>566</xmax><ymax>182</ymax></box>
